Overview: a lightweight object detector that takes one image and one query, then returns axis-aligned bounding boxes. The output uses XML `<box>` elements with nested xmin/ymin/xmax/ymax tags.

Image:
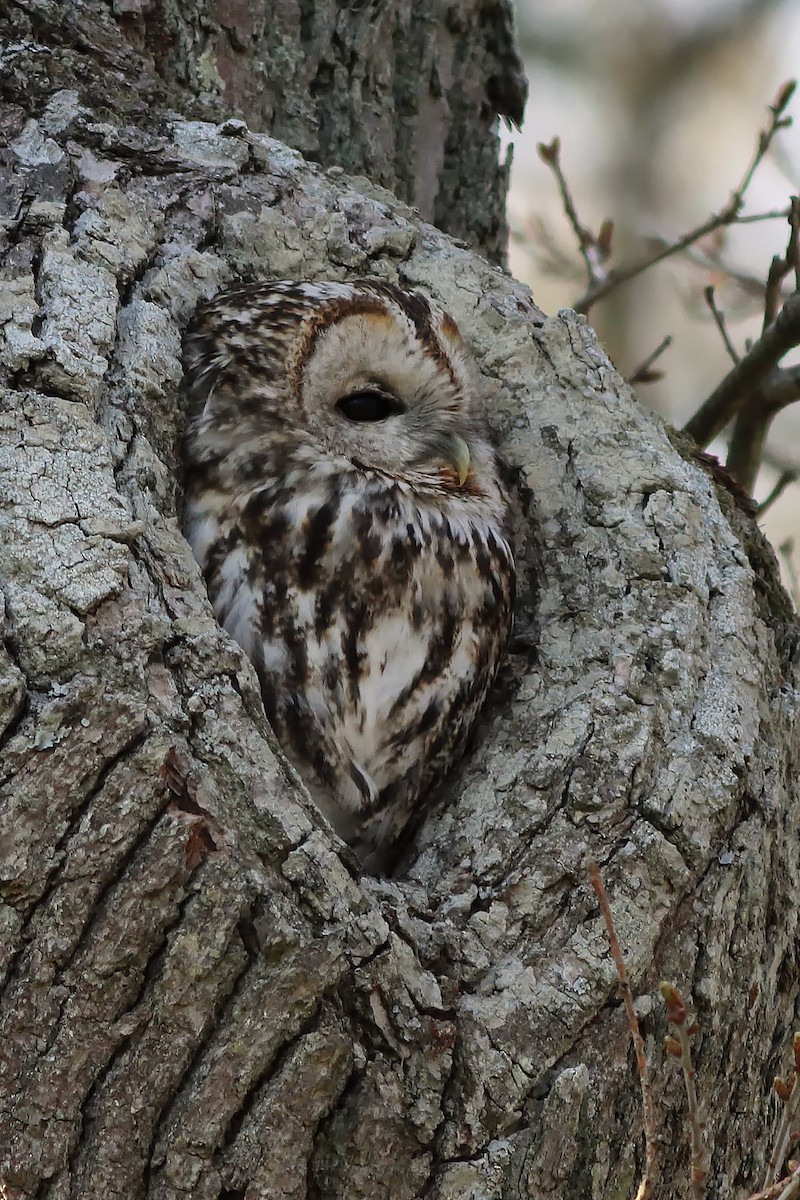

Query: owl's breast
<box><xmin>304</xmin><ymin>489</ymin><xmax>514</xmax><ymax>792</ymax></box>
<box><xmin>186</xmin><ymin>468</ymin><xmax>514</xmax><ymax>845</ymax></box>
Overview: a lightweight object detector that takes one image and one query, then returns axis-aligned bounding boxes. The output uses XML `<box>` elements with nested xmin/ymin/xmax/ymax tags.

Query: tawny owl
<box><xmin>182</xmin><ymin>280</ymin><xmax>514</xmax><ymax>869</ymax></box>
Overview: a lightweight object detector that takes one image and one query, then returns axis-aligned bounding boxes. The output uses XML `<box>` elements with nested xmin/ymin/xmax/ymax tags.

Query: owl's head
<box><xmin>185</xmin><ymin>279</ymin><xmax>502</xmax><ymax>506</ymax></box>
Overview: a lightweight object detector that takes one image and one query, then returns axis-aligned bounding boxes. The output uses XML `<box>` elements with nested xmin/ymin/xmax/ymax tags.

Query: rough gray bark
<box><xmin>116</xmin><ymin>0</ymin><xmax>526</xmax><ymax>264</ymax></box>
<box><xmin>0</xmin><ymin>5</ymin><xmax>798</xmax><ymax>1200</ymax></box>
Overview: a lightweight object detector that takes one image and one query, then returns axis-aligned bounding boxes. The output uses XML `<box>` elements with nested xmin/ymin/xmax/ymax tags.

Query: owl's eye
<box><xmin>336</xmin><ymin>390</ymin><xmax>405</xmax><ymax>422</ymax></box>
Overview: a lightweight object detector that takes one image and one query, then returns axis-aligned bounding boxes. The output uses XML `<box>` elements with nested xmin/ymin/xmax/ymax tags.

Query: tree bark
<box><xmin>117</xmin><ymin>0</ymin><xmax>525</xmax><ymax>265</ymax></box>
<box><xmin>0</xmin><ymin>4</ymin><xmax>798</xmax><ymax>1200</ymax></box>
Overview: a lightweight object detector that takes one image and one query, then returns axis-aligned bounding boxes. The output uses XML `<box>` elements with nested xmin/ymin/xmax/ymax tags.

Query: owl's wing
<box><xmin>346</xmin><ymin>777</ymin><xmax>425</xmax><ymax>876</ymax></box>
<box><xmin>273</xmin><ymin>692</ymin><xmax>381</xmax><ymax>843</ymax></box>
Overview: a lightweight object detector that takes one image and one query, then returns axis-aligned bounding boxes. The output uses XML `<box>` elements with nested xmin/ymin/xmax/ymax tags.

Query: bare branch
<box><xmin>757</xmin><ymin>469</ymin><xmax>800</xmax><ymax>516</ymax></box>
<box><xmin>766</xmin><ymin>256</ymin><xmax>790</xmax><ymax>329</ymax></box>
<box><xmin>719</xmin><ymin>202</ymin><xmax>800</xmax><ymax>489</ymax></box>
<box><xmin>512</xmin><ymin>214</ymin><xmax>587</xmax><ymax>283</ymax></box>
<box><xmin>661</xmin><ymin>983</ymin><xmax>707</xmax><ymax>1200</ymax></box>
<box><xmin>704</xmin><ymin>286</ymin><xmax>740</xmax><ymax>364</ymax></box>
<box><xmin>791</xmin><ymin>199</ymin><xmax>800</xmax><ymax>295</ymax></box>
<box><xmin>726</xmin><ymin>398</ymin><xmax>771</xmax><ymax>495</ymax></box>
<box><xmin>747</xmin><ymin>1168</ymin><xmax>800</xmax><ymax>1200</ymax></box>
<box><xmin>588</xmin><ymin>862</ymin><xmax>658</xmax><ymax>1200</ymax></box>
<box><xmin>683</xmin><ymin>292</ymin><xmax>800</xmax><ymax>447</ymax></box>
<box><xmin>762</xmin><ymin>1034</ymin><xmax>800</xmax><ymax>1191</ymax></box>
<box><xmin>537</xmin><ymin>137</ymin><xmax>608</xmax><ymax>289</ymax></box>
<box><xmin>726</xmin><ymin>364</ymin><xmax>800</xmax><ymax>494</ymax></box>
<box><xmin>572</xmin><ymin>81</ymin><xmax>796</xmax><ymax>314</ymax></box>
<box><xmin>734</xmin><ymin>80</ymin><xmax>796</xmax><ymax>208</ymax></box>
<box><xmin>760</xmin><ymin>365</ymin><xmax>800</xmax><ymax>410</ymax></box>
<box><xmin>764</xmin><ymin>198</ymin><xmax>800</xmax><ymax>327</ymax></box>
<box><xmin>737</xmin><ymin>208</ymin><xmax>793</xmax><ymax>224</ymax></box>
<box><xmin>627</xmin><ymin>335</ymin><xmax>673</xmax><ymax>385</ymax></box>
<box><xmin>775</xmin><ymin>1170</ymin><xmax>800</xmax><ymax>1200</ymax></box>
<box><xmin>681</xmin><ymin>243</ymin><xmax>778</xmax><ymax>303</ymax></box>
<box><xmin>574</xmin><ymin>219</ymin><xmax>733</xmax><ymax>315</ymax></box>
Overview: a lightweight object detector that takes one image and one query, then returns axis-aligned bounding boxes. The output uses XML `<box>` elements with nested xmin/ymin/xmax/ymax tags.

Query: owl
<box><xmin>182</xmin><ymin>280</ymin><xmax>515</xmax><ymax>870</ymax></box>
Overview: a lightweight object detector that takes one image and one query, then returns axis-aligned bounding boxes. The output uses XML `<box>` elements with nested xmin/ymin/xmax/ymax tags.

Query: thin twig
<box><xmin>766</xmin><ymin>257</ymin><xmax>790</xmax><ymax>328</ymax></box>
<box><xmin>588</xmin><ymin>861</ymin><xmax>658</xmax><ymax>1200</ymax></box>
<box><xmin>746</xmin><ymin>1168</ymin><xmax>800</xmax><ymax>1200</ymax></box>
<box><xmin>764</xmin><ymin>198</ymin><xmax>800</xmax><ymax>328</ymax></box>
<box><xmin>513</xmin><ymin>214</ymin><xmax>587</xmax><ymax>283</ymax></box>
<box><xmin>757</xmin><ymin>469</ymin><xmax>799</xmax><ymax>515</ymax></box>
<box><xmin>737</xmin><ymin>207</ymin><xmax>793</xmax><ymax>224</ymax></box>
<box><xmin>573</xmin><ymin>81</ymin><xmax>796</xmax><ymax>314</ymax></box>
<box><xmin>537</xmin><ymin>137</ymin><xmax>605</xmax><ymax>288</ymax></box>
<box><xmin>678</xmin><ymin>1024</ymin><xmax>705</xmax><ymax>1198</ymax></box>
<box><xmin>627</xmin><ymin>335</ymin><xmax>673</xmax><ymax>385</ymax></box>
<box><xmin>791</xmin><ymin>197</ymin><xmax>800</xmax><ymax>294</ymax></box>
<box><xmin>574</xmin><ymin>216</ymin><xmax>736</xmax><ymax>314</ymax></box>
<box><xmin>704</xmin><ymin>286</ymin><xmax>740</xmax><ymax>363</ymax></box>
<box><xmin>733</xmin><ymin>80</ymin><xmax>796</xmax><ymax>207</ymax></box>
<box><xmin>776</xmin><ymin>1171</ymin><xmax>800</xmax><ymax>1200</ymax></box>
<box><xmin>763</xmin><ymin>1035</ymin><xmax>800</xmax><ymax>1191</ymax></box>
<box><xmin>662</xmin><ymin>984</ymin><xmax>707</xmax><ymax>1199</ymax></box>
<box><xmin>680</xmin><ymin>243</ymin><xmax>777</xmax><ymax>302</ymax></box>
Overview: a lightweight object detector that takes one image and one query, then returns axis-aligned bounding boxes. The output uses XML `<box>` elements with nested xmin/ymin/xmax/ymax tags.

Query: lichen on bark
<box><xmin>140</xmin><ymin>0</ymin><xmax>526</xmax><ymax>264</ymax></box>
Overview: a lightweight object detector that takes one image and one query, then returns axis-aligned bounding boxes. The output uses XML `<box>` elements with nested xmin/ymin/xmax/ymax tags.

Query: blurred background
<box><xmin>506</xmin><ymin>0</ymin><xmax>800</xmax><ymax>598</ymax></box>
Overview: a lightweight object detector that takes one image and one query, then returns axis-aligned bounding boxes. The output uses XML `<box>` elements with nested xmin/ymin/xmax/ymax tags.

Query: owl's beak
<box><xmin>444</xmin><ymin>434</ymin><xmax>471</xmax><ymax>486</ymax></box>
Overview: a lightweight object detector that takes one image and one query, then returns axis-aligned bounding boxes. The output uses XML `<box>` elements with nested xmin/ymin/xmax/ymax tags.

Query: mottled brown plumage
<box><xmin>183</xmin><ymin>280</ymin><xmax>514</xmax><ymax>869</ymax></box>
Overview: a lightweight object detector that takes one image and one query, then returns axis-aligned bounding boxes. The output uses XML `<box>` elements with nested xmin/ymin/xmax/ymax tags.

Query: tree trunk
<box><xmin>0</xmin><ymin>4</ymin><xmax>798</xmax><ymax>1199</ymax></box>
<box><xmin>121</xmin><ymin>0</ymin><xmax>525</xmax><ymax>265</ymax></box>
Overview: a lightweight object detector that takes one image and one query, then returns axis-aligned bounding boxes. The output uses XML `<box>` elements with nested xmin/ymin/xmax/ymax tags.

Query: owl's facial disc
<box><xmin>298</xmin><ymin>308</ymin><xmax>478</xmax><ymax>488</ymax></box>
<box><xmin>335</xmin><ymin>387</ymin><xmax>472</xmax><ymax>485</ymax></box>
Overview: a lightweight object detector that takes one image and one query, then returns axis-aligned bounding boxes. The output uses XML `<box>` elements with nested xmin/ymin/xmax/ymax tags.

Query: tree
<box><xmin>0</xmin><ymin>3</ymin><xmax>798</xmax><ymax>1198</ymax></box>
